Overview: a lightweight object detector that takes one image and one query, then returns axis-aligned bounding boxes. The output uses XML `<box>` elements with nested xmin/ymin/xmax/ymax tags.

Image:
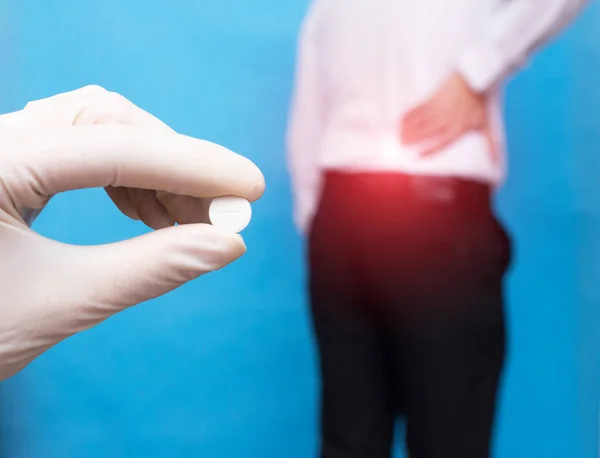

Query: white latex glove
<box><xmin>0</xmin><ymin>85</ymin><xmax>265</xmax><ymax>380</ymax></box>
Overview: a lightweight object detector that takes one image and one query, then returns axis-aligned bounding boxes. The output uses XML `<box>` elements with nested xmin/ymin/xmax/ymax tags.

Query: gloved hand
<box><xmin>0</xmin><ymin>85</ymin><xmax>265</xmax><ymax>380</ymax></box>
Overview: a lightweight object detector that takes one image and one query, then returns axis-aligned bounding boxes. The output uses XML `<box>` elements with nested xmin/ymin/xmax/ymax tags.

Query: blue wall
<box><xmin>1</xmin><ymin>1</ymin><xmax>598</xmax><ymax>457</ymax></box>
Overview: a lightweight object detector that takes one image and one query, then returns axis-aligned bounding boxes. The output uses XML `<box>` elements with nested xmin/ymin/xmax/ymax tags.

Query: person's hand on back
<box><xmin>401</xmin><ymin>72</ymin><xmax>497</xmax><ymax>159</ymax></box>
<box><xmin>0</xmin><ymin>85</ymin><xmax>265</xmax><ymax>380</ymax></box>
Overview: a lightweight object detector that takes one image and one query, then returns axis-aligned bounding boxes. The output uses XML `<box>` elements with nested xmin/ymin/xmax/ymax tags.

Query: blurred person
<box><xmin>0</xmin><ymin>85</ymin><xmax>265</xmax><ymax>380</ymax></box>
<box><xmin>287</xmin><ymin>1</ymin><xmax>587</xmax><ymax>457</ymax></box>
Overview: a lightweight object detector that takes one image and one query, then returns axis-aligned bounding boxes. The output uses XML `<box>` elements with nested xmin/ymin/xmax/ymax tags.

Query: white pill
<box><xmin>208</xmin><ymin>196</ymin><xmax>252</xmax><ymax>233</ymax></box>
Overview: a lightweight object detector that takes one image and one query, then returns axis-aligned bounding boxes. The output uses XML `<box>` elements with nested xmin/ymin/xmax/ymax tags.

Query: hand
<box><xmin>401</xmin><ymin>72</ymin><xmax>495</xmax><ymax>158</ymax></box>
<box><xmin>0</xmin><ymin>85</ymin><xmax>265</xmax><ymax>380</ymax></box>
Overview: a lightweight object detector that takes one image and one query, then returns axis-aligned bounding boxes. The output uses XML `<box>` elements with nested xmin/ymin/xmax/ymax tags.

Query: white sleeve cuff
<box><xmin>457</xmin><ymin>41</ymin><xmax>509</xmax><ymax>93</ymax></box>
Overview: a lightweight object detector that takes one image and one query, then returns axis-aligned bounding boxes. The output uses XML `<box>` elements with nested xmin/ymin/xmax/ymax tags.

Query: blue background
<box><xmin>0</xmin><ymin>1</ymin><xmax>599</xmax><ymax>457</ymax></box>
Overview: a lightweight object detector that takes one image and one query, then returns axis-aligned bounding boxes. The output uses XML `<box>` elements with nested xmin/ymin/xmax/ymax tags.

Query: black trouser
<box><xmin>308</xmin><ymin>171</ymin><xmax>512</xmax><ymax>458</ymax></box>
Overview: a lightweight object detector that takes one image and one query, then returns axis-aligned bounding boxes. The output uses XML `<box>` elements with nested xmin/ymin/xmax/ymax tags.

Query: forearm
<box><xmin>458</xmin><ymin>0</ymin><xmax>589</xmax><ymax>92</ymax></box>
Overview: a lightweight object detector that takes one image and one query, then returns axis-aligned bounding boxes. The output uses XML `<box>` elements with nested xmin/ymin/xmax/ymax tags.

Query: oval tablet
<box><xmin>208</xmin><ymin>196</ymin><xmax>252</xmax><ymax>233</ymax></box>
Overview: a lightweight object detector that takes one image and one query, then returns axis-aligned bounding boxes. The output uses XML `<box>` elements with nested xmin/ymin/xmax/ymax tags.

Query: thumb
<box><xmin>0</xmin><ymin>224</ymin><xmax>245</xmax><ymax>380</ymax></box>
<box><xmin>77</xmin><ymin>224</ymin><xmax>246</xmax><ymax>314</ymax></box>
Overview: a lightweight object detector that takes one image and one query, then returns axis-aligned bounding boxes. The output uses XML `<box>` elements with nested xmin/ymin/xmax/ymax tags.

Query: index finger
<box><xmin>14</xmin><ymin>125</ymin><xmax>265</xmax><ymax>210</ymax></box>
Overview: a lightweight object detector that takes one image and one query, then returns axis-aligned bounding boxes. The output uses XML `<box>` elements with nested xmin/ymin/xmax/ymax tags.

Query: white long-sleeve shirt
<box><xmin>286</xmin><ymin>0</ymin><xmax>588</xmax><ymax>233</ymax></box>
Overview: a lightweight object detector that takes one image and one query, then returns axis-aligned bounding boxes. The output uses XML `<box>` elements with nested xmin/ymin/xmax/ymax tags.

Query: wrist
<box><xmin>456</xmin><ymin>41</ymin><xmax>507</xmax><ymax>94</ymax></box>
